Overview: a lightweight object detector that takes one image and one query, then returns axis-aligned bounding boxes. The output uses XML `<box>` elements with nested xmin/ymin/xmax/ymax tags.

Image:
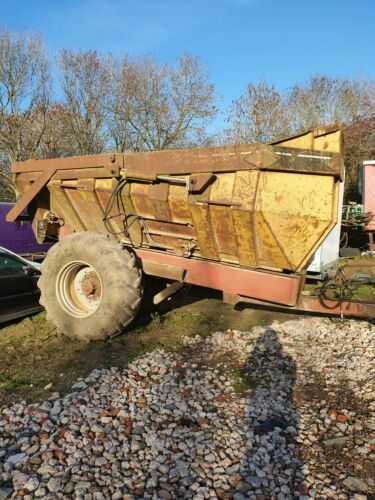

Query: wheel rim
<box><xmin>56</xmin><ymin>260</ymin><xmax>102</xmax><ymax>318</ymax></box>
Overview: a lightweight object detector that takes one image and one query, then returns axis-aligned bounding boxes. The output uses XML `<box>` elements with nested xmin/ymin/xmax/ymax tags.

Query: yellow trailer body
<box><xmin>8</xmin><ymin>125</ymin><xmax>343</xmax><ymax>275</ymax></box>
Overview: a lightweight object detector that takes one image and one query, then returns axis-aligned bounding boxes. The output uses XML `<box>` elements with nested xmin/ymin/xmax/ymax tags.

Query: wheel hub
<box><xmin>56</xmin><ymin>261</ymin><xmax>103</xmax><ymax>318</ymax></box>
<box><xmin>79</xmin><ymin>270</ymin><xmax>101</xmax><ymax>299</ymax></box>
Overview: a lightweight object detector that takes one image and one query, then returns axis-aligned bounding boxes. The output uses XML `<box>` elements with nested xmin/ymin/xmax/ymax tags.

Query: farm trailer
<box><xmin>6</xmin><ymin>125</ymin><xmax>375</xmax><ymax>341</ymax></box>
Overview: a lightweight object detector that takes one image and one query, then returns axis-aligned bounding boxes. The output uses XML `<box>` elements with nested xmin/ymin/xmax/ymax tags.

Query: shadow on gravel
<box><xmin>238</xmin><ymin>329</ymin><xmax>304</xmax><ymax>498</ymax></box>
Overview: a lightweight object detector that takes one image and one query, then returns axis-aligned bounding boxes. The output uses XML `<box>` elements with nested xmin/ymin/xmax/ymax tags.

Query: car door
<box><xmin>0</xmin><ymin>250</ymin><xmax>40</xmax><ymax>321</ymax></box>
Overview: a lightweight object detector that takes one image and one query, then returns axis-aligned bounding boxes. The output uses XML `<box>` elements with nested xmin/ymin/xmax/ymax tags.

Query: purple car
<box><xmin>0</xmin><ymin>202</ymin><xmax>51</xmax><ymax>256</ymax></box>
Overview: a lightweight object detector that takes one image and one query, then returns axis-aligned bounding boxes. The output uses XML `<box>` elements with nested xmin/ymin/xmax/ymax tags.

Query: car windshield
<box><xmin>0</xmin><ymin>251</ymin><xmax>25</xmax><ymax>273</ymax></box>
<box><xmin>0</xmin><ymin>246</ymin><xmax>41</xmax><ymax>270</ymax></box>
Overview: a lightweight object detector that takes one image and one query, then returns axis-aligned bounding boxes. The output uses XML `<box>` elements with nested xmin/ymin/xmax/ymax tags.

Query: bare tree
<box><xmin>36</xmin><ymin>103</ymin><xmax>82</xmax><ymax>158</ymax></box>
<box><xmin>362</xmin><ymin>80</ymin><xmax>375</xmax><ymax>119</ymax></box>
<box><xmin>285</xmin><ymin>77</ymin><xmax>375</xmax><ymax>197</ymax></box>
<box><xmin>225</xmin><ymin>77</ymin><xmax>373</xmax><ymax>145</ymax></box>
<box><xmin>109</xmin><ymin>55</ymin><xmax>216</xmax><ymax>151</ymax></box>
<box><xmin>344</xmin><ymin>115</ymin><xmax>375</xmax><ymax>198</ymax></box>
<box><xmin>108</xmin><ymin>57</ymin><xmax>143</xmax><ymax>152</ymax></box>
<box><xmin>59</xmin><ymin>50</ymin><xmax>112</xmax><ymax>154</ymax></box>
<box><xmin>287</xmin><ymin>76</ymin><xmax>369</xmax><ymax>132</ymax></box>
<box><xmin>0</xmin><ymin>31</ymin><xmax>50</xmax><ymax>163</ymax></box>
<box><xmin>225</xmin><ymin>82</ymin><xmax>290</xmax><ymax>144</ymax></box>
<box><xmin>225</xmin><ymin>75</ymin><xmax>375</xmax><ymax>199</ymax></box>
<box><xmin>0</xmin><ymin>150</ymin><xmax>15</xmax><ymax>201</ymax></box>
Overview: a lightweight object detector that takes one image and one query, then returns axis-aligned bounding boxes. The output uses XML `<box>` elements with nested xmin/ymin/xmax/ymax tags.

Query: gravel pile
<box><xmin>0</xmin><ymin>317</ymin><xmax>374</xmax><ymax>499</ymax></box>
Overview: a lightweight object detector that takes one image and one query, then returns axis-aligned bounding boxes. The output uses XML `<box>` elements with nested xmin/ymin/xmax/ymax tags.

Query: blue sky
<box><xmin>1</xmin><ymin>0</ymin><xmax>375</xmax><ymax>125</ymax></box>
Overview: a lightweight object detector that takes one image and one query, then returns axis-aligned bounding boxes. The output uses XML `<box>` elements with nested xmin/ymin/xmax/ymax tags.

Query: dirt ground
<box><xmin>0</xmin><ymin>285</ymin><xmax>298</xmax><ymax>408</ymax></box>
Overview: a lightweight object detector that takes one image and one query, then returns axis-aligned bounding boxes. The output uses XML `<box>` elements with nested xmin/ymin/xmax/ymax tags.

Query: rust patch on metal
<box><xmin>148</xmin><ymin>183</ymin><xmax>171</xmax><ymax>221</ymax></box>
<box><xmin>146</xmin><ymin>220</ymin><xmax>194</xmax><ymax>239</ymax></box>
<box><xmin>130</xmin><ymin>183</ymin><xmax>156</xmax><ymax>220</ymax></box>
<box><xmin>124</xmin><ymin>144</ymin><xmax>265</xmax><ymax>180</ymax></box>
<box><xmin>54</xmin><ymin>166</ymin><xmax>120</xmax><ymax>180</ymax></box>
<box><xmin>12</xmin><ymin>154</ymin><xmax>123</xmax><ymax>174</ymax></box>
<box><xmin>189</xmin><ymin>173</ymin><xmax>215</xmax><ymax>193</ymax></box>
<box><xmin>64</xmin><ymin>189</ymin><xmax>106</xmax><ymax>232</ymax></box>
<box><xmin>120</xmin><ymin>182</ymin><xmax>144</xmax><ymax>246</ymax></box>
<box><xmin>189</xmin><ymin>183</ymin><xmax>219</xmax><ymax>260</ymax></box>
<box><xmin>6</xmin><ymin>167</ymin><xmax>56</xmax><ymax>222</ymax></box>
<box><xmin>49</xmin><ymin>181</ymin><xmax>85</xmax><ymax>233</ymax></box>
<box><xmin>168</xmin><ymin>183</ymin><xmax>192</xmax><ymax>223</ymax></box>
<box><xmin>209</xmin><ymin>205</ymin><xmax>238</xmax><ymax>261</ymax></box>
<box><xmin>95</xmin><ymin>179</ymin><xmax>124</xmax><ymax>236</ymax></box>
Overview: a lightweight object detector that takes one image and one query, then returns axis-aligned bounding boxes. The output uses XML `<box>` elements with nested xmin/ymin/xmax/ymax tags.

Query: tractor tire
<box><xmin>38</xmin><ymin>232</ymin><xmax>143</xmax><ymax>341</ymax></box>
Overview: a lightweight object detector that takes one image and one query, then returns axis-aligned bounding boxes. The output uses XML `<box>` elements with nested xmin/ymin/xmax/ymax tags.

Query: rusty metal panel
<box><xmin>209</xmin><ymin>206</ymin><xmax>238</xmax><ymax>262</ymax></box>
<box><xmin>124</xmin><ymin>142</ymin><xmax>341</xmax><ymax>180</ymax></box>
<box><xmin>148</xmin><ymin>183</ymin><xmax>171</xmax><ymax>221</ymax></box>
<box><xmin>12</xmin><ymin>154</ymin><xmax>122</xmax><ymax>174</ymax></box>
<box><xmin>64</xmin><ymin>188</ymin><xmax>107</xmax><ymax>233</ymax></box>
<box><xmin>208</xmin><ymin>173</ymin><xmax>238</xmax><ymax>261</ymax></box>
<box><xmin>124</xmin><ymin>144</ymin><xmax>269</xmax><ymax>180</ymax></box>
<box><xmin>131</xmin><ymin>183</ymin><xmax>156</xmax><ymax>220</ymax></box>
<box><xmin>231</xmin><ymin>171</ymin><xmax>258</xmax><ymax>267</ymax></box>
<box><xmin>120</xmin><ymin>183</ymin><xmax>143</xmax><ymax>246</ymax></box>
<box><xmin>231</xmin><ymin>209</ymin><xmax>256</xmax><ymax>266</ymax></box>
<box><xmin>271</xmin><ymin>148</ymin><xmax>342</xmax><ymax>177</ymax></box>
<box><xmin>168</xmin><ymin>182</ymin><xmax>192</xmax><ymax>224</ymax></box>
<box><xmin>95</xmin><ymin>178</ymin><xmax>123</xmax><ymax>235</ymax></box>
<box><xmin>189</xmin><ymin>184</ymin><xmax>219</xmax><ymax>260</ymax></box>
<box><xmin>6</xmin><ymin>167</ymin><xmax>55</xmax><ymax>222</ymax></box>
<box><xmin>209</xmin><ymin>172</ymin><xmax>235</xmax><ymax>204</ymax></box>
<box><xmin>146</xmin><ymin>221</ymin><xmax>194</xmax><ymax>239</ymax></box>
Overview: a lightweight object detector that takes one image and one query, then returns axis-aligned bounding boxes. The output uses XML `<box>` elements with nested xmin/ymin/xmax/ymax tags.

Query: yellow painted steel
<box><xmin>255</xmin><ymin>171</ymin><xmax>337</xmax><ymax>270</ymax></box>
<box><xmin>209</xmin><ymin>173</ymin><xmax>237</xmax><ymax>261</ymax></box>
<box><xmin>49</xmin><ymin>181</ymin><xmax>85</xmax><ymax>232</ymax></box>
<box><xmin>189</xmin><ymin>185</ymin><xmax>219</xmax><ymax>261</ymax></box>
<box><xmin>272</xmin><ymin>125</ymin><xmax>342</xmax><ymax>153</ymax></box>
<box><xmin>41</xmin><ymin>124</ymin><xmax>342</xmax><ymax>274</ymax></box>
<box><xmin>232</xmin><ymin>171</ymin><xmax>258</xmax><ymax>267</ymax></box>
<box><xmin>168</xmin><ymin>182</ymin><xmax>192</xmax><ymax>224</ymax></box>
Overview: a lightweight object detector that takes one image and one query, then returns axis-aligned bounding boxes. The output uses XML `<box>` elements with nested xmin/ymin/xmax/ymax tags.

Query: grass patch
<box><xmin>0</xmin><ymin>302</ymin><xmax>220</xmax><ymax>407</ymax></box>
<box><xmin>352</xmin><ymin>284</ymin><xmax>375</xmax><ymax>301</ymax></box>
<box><xmin>0</xmin><ymin>288</ymin><xmax>294</xmax><ymax>408</ymax></box>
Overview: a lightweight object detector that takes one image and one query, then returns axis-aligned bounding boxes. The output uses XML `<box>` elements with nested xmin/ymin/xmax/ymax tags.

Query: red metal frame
<box><xmin>135</xmin><ymin>248</ymin><xmax>375</xmax><ymax>318</ymax></box>
<box><xmin>135</xmin><ymin>248</ymin><xmax>302</xmax><ymax>306</ymax></box>
<box><xmin>231</xmin><ymin>294</ymin><xmax>375</xmax><ymax>319</ymax></box>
